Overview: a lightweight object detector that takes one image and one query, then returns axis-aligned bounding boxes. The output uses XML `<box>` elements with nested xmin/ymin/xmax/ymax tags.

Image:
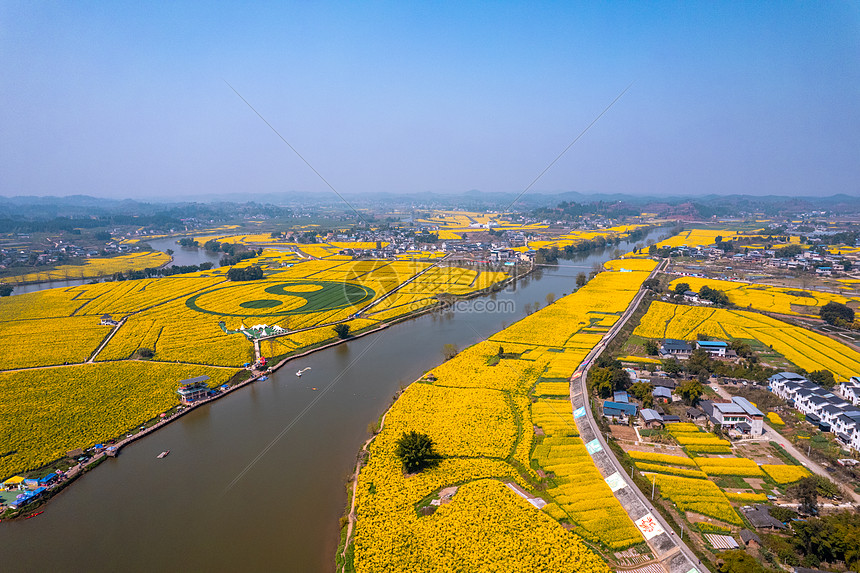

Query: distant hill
<box><xmin>1</xmin><ymin>191</ymin><xmax>858</xmax><ymax>220</ymax></box>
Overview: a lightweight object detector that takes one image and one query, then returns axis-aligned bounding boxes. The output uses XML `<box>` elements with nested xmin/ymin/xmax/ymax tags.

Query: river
<box><xmin>1</xmin><ymin>231</ymin><xmax>663</xmax><ymax>572</ymax></box>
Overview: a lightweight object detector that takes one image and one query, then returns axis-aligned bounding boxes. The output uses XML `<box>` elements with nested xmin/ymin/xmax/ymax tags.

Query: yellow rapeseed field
<box><xmin>352</xmin><ymin>261</ymin><xmax>654</xmax><ymax>569</ymax></box>
<box><xmin>667</xmin><ymin>277</ymin><xmax>856</xmax><ymax>317</ymax></box>
<box><xmin>761</xmin><ymin>464</ymin><xmax>811</xmax><ymax>484</ymax></box>
<box><xmin>0</xmin><ymin>362</ymin><xmax>234</xmax><ymax>477</ymax></box>
<box><xmin>0</xmin><ymin>251</ymin><xmax>510</xmax><ymax>481</ymax></box>
<box><xmin>635</xmin><ymin>301</ymin><xmax>860</xmax><ymax>381</ymax></box>
<box><xmin>6</xmin><ymin>251</ymin><xmax>171</xmax><ymax>284</ymax></box>
<box><xmin>646</xmin><ymin>474</ymin><xmax>742</xmax><ymax>526</ymax></box>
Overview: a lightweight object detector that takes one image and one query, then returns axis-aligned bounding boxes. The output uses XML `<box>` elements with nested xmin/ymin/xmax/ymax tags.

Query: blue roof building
<box><xmin>696</xmin><ymin>340</ymin><xmax>729</xmax><ymax>357</ymax></box>
<box><xmin>654</xmin><ymin>386</ymin><xmax>673</xmax><ymax>401</ymax></box>
<box><xmin>613</xmin><ymin>391</ymin><xmax>630</xmax><ymax>403</ymax></box>
<box><xmin>603</xmin><ymin>400</ymin><xmax>638</xmax><ymax>418</ymax></box>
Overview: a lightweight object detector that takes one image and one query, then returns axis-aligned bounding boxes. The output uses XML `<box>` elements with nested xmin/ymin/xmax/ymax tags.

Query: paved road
<box><xmin>570</xmin><ymin>260</ymin><xmax>707</xmax><ymax>573</ymax></box>
<box><xmin>709</xmin><ymin>384</ymin><xmax>860</xmax><ymax>504</ymax></box>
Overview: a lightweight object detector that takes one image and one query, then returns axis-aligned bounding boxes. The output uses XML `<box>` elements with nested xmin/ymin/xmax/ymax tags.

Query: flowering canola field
<box><xmin>0</xmin><ymin>362</ymin><xmax>234</xmax><ymax>477</ymax></box>
<box><xmin>351</xmin><ymin>261</ymin><xmax>655</xmax><ymax>571</ymax></box>
<box><xmin>0</xmin><ymin>252</ymin><xmax>509</xmax><ymax>481</ymax></box>
<box><xmin>634</xmin><ymin>301</ymin><xmax>860</xmax><ymax>381</ymax></box>
<box><xmin>667</xmin><ymin>277</ymin><xmax>856</xmax><ymax>317</ymax></box>
<box><xmin>6</xmin><ymin>251</ymin><xmax>171</xmax><ymax>284</ymax></box>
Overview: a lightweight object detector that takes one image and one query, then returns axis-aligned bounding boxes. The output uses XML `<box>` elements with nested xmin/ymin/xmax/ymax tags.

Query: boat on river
<box><xmin>157</xmin><ymin>451</ymin><xmax>169</xmax><ymax>459</ymax></box>
<box><xmin>296</xmin><ymin>367</ymin><xmax>311</xmax><ymax>377</ymax></box>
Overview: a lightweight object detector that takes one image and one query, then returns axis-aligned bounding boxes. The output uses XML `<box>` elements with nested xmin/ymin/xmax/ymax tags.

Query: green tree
<box><xmin>718</xmin><ymin>550</ymin><xmax>765</xmax><ymax>573</ymax></box>
<box><xmin>442</xmin><ymin>343</ymin><xmax>459</xmax><ymax>361</ymax></box>
<box><xmin>808</xmin><ymin>369</ymin><xmax>836</xmax><ymax>388</ymax></box>
<box><xmin>792</xmin><ymin>476</ymin><xmax>819</xmax><ymax>515</ymax></box>
<box><xmin>0</xmin><ymin>284</ymin><xmax>13</xmax><ymax>297</ymax></box>
<box><xmin>776</xmin><ymin>244</ymin><xmax>802</xmax><ymax>258</ymax></box>
<box><xmin>686</xmin><ymin>348</ymin><xmax>713</xmax><ymax>377</ymax></box>
<box><xmin>677</xmin><ymin>379</ymin><xmax>704</xmax><ymax>405</ymax></box>
<box><xmin>628</xmin><ymin>381</ymin><xmax>654</xmax><ymax>409</ymax></box>
<box><xmin>576</xmin><ymin>272</ymin><xmax>587</xmax><ymax>287</ymax></box>
<box><xmin>768</xmin><ymin>505</ymin><xmax>797</xmax><ymax>523</ymax></box>
<box><xmin>394</xmin><ymin>431</ymin><xmax>441</xmax><ymax>473</ymax></box>
<box><xmin>644</xmin><ymin>339</ymin><xmax>659</xmax><ymax>355</ymax></box>
<box><xmin>611</xmin><ymin>367</ymin><xmax>631</xmax><ymax>391</ymax></box>
<box><xmin>545</xmin><ymin>292</ymin><xmax>556</xmax><ymax>305</ymax></box>
<box><xmin>730</xmin><ymin>339</ymin><xmax>752</xmax><ymax>358</ymax></box>
<box><xmin>661</xmin><ymin>358</ymin><xmax>682</xmax><ymax>375</ymax></box>
<box><xmin>589</xmin><ymin>367</ymin><xmax>614</xmax><ymax>398</ymax></box>
<box><xmin>820</xmin><ymin>301</ymin><xmax>854</xmax><ymax>326</ymax></box>
<box><xmin>333</xmin><ymin>323</ymin><xmax>351</xmax><ymax>339</ymax></box>
<box><xmin>674</xmin><ymin>282</ymin><xmax>690</xmax><ymax>295</ymax></box>
<box><xmin>791</xmin><ymin>511</ymin><xmax>860</xmax><ymax>571</ymax></box>
<box><xmin>699</xmin><ymin>285</ymin><xmax>730</xmax><ymax>305</ymax></box>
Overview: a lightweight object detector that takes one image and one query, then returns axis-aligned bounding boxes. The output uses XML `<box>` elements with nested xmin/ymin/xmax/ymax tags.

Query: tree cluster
<box><xmin>109</xmin><ymin>262</ymin><xmax>214</xmax><ymax>282</ymax></box>
<box><xmin>394</xmin><ymin>431</ymin><xmax>441</xmax><ymax>473</ymax></box>
<box><xmin>333</xmin><ymin>323</ymin><xmax>351</xmax><ymax>339</ymax></box>
<box><xmin>775</xmin><ymin>244</ymin><xmax>803</xmax><ymax>258</ymax></box>
<box><xmin>763</xmin><ymin>509</ymin><xmax>860</xmax><ymax>571</ymax></box>
<box><xmin>661</xmin><ymin>346</ymin><xmax>777</xmax><ymax>384</ymax></box>
<box><xmin>226</xmin><ymin>266</ymin><xmax>264</xmax><ymax>281</ymax></box>
<box><xmin>588</xmin><ymin>356</ymin><xmax>630</xmax><ymax>398</ymax></box>
<box><xmin>820</xmin><ymin>301</ymin><xmax>855</xmax><ymax>327</ymax></box>
<box><xmin>220</xmin><ymin>250</ymin><xmax>261</xmax><ymax>267</ymax></box>
<box><xmin>697</xmin><ymin>285</ymin><xmax>730</xmax><ymax>305</ymax></box>
<box><xmin>628</xmin><ymin>381</ymin><xmax>654</xmax><ymax>408</ymax></box>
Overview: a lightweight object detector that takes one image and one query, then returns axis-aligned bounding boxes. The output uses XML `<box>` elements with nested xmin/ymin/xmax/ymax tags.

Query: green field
<box><xmin>186</xmin><ymin>280</ymin><xmax>376</xmax><ymax>317</ymax></box>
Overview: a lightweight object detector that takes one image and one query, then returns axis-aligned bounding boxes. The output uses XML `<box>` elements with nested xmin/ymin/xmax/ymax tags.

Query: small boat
<box><xmin>259</xmin><ymin>376</ymin><xmax>268</xmax><ymax>381</ymax></box>
<box><xmin>26</xmin><ymin>511</ymin><xmax>44</xmax><ymax>519</ymax></box>
<box><xmin>296</xmin><ymin>367</ymin><xmax>311</xmax><ymax>377</ymax></box>
<box><xmin>157</xmin><ymin>450</ymin><xmax>170</xmax><ymax>459</ymax></box>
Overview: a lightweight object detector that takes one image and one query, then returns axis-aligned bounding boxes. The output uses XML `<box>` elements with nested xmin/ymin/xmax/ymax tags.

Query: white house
<box><xmin>710</xmin><ymin>397</ymin><xmax>764</xmax><ymax>436</ymax></box>
<box><xmin>696</xmin><ymin>340</ymin><xmax>728</xmax><ymax>357</ymax></box>
<box><xmin>840</xmin><ymin>379</ymin><xmax>860</xmax><ymax>406</ymax></box>
<box><xmin>769</xmin><ymin>372</ymin><xmax>860</xmax><ymax>452</ymax></box>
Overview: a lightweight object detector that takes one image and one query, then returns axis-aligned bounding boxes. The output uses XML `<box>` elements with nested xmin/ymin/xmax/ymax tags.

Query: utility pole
<box><xmin>652</xmin><ymin>478</ymin><xmax>656</xmax><ymax>500</ymax></box>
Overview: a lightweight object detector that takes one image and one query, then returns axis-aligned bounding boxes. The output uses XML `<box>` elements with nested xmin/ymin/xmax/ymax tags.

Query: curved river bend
<box><xmin>1</xmin><ymin>232</ymin><xmax>662</xmax><ymax>572</ymax></box>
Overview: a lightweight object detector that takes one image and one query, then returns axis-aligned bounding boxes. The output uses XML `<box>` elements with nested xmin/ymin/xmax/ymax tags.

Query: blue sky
<box><xmin>1</xmin><ymin>1</ymin><xmax>858</xmax><ymax>199</ymax></box>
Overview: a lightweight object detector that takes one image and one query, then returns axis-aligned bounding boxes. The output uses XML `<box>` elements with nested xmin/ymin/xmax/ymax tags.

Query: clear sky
<box><xmin>1</xmin><ymin>1</ymin><xmax>858</xmax><ymax>200</ymax></box>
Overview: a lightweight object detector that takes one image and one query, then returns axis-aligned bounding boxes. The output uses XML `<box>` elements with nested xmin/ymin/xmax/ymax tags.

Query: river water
<box><xmin>1</xmin><ymin>231</ymin><xmax>662</xmax><ymax>572</ymax></box>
